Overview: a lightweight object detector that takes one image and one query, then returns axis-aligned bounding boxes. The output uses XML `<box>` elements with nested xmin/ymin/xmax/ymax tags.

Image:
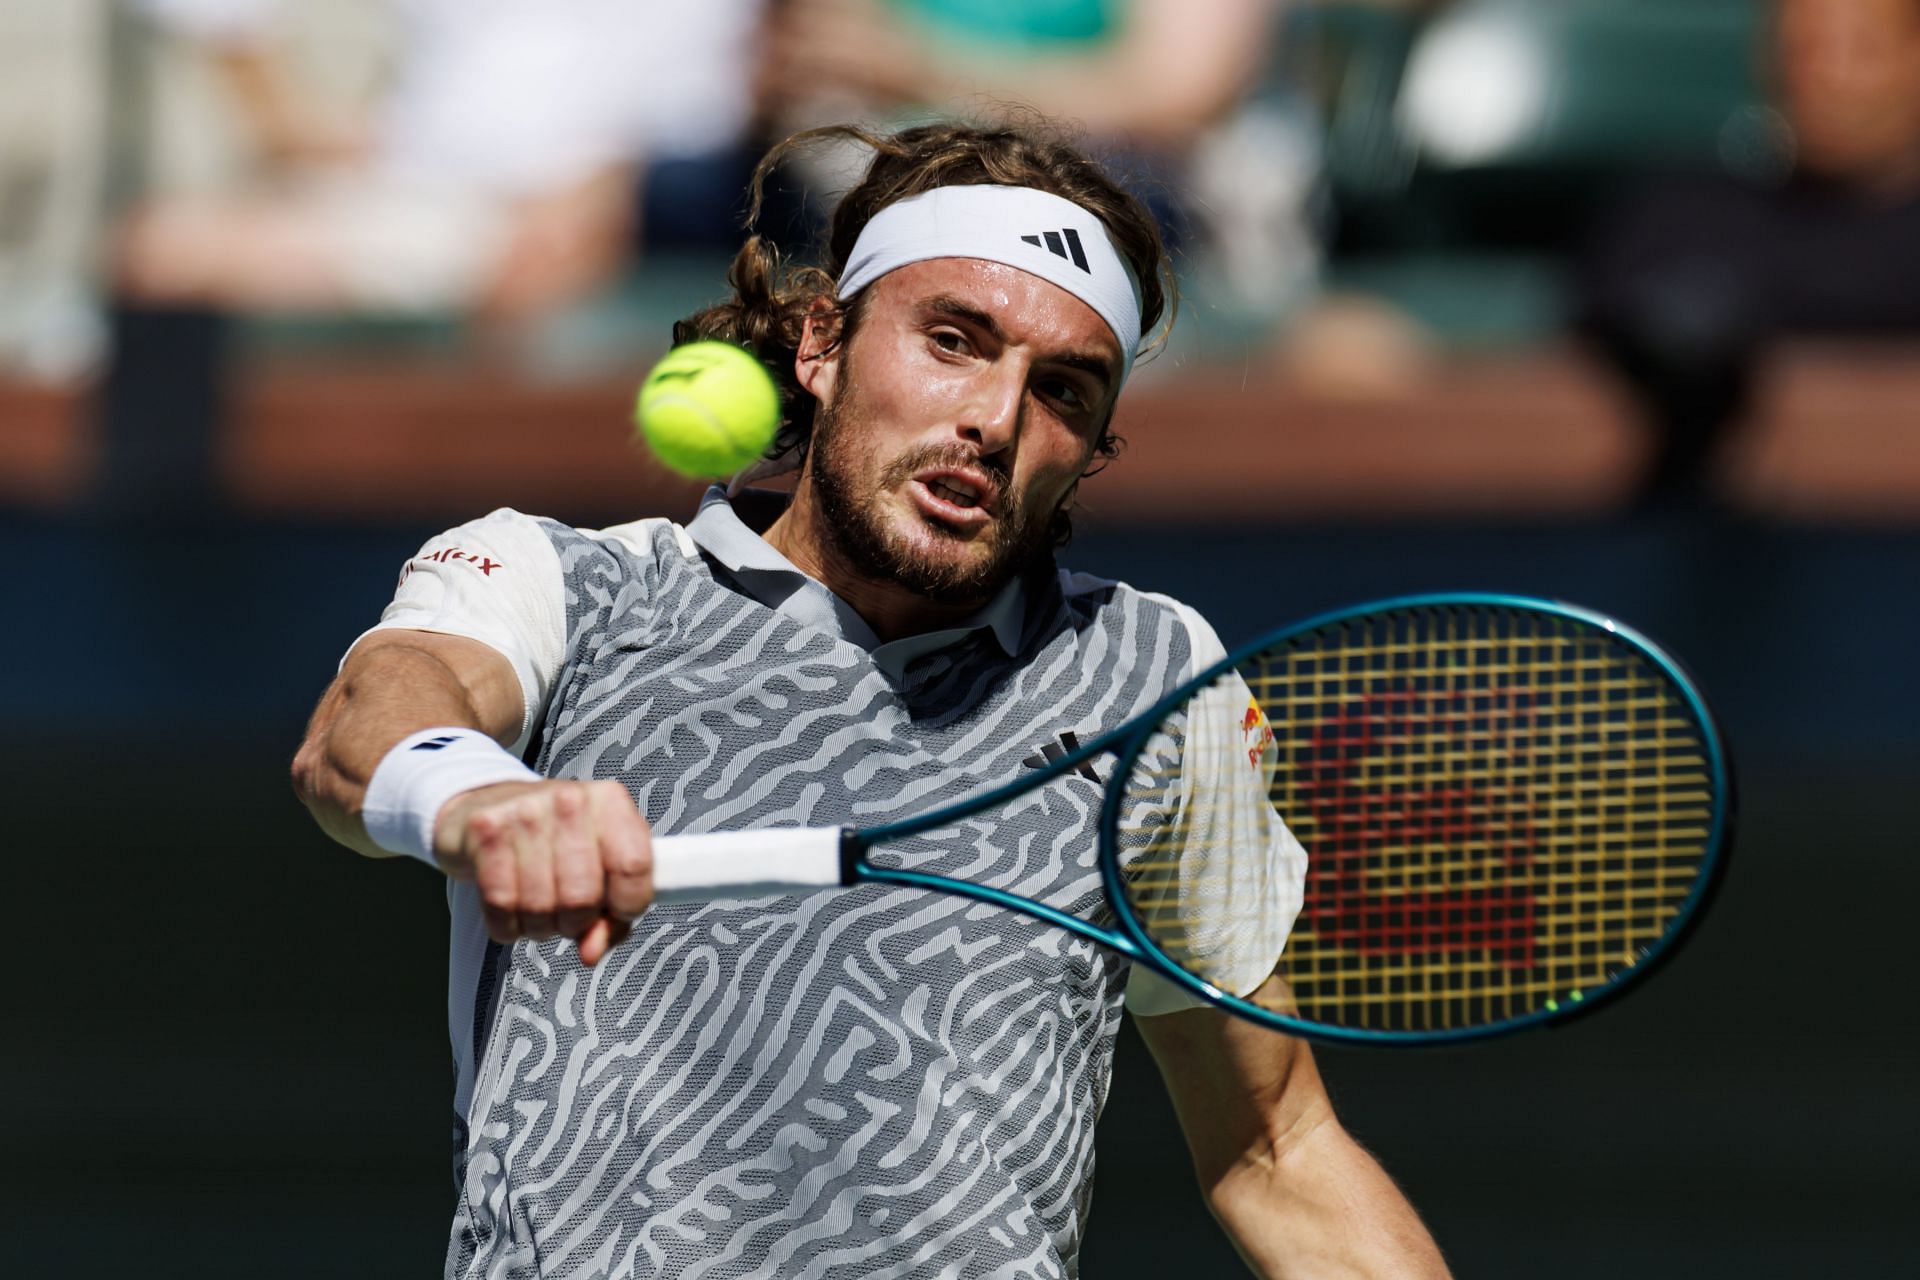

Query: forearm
<box><xmin>208</xmin><ymin>41</ymin><xmax>368</xmax><ymax>166</ymax></box>
<box><xmin>1140</xmin><ymin>1005</ymin><xmax>1448</xmax><ymax>1279</ymax></box>
<box><xmin>291</xmin><ymin>636</ymin><xmax>518</xmax><ymax>858</ymax></box>
<box><xmin>1208</xmin><ymin>1114</ymin><xmax>1450</xmax><ymax>1280</ymax></box>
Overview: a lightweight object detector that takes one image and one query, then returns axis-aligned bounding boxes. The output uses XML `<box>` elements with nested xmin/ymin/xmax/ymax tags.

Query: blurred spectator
<box><xmin>757</xmin><ymin>0</ymin><xmax>1274</xmax><ymax>155</ymax></box>
<box><xmin>754</xmin><ymin>0</ymin><xmax>1283</xmax><ymax>257</ymax></box>
<box><xmin>0</xmin><ymin>2</ymin><xmax>110</xmax><ymax>381</ymax></box>
<box><xmin>1582</xmin><ymin>0</ymin><xmax>1920</xmax><ymax>509</ymax></box>
<box><xmin>118</xmin><ymin>0</ymin><xmax>763</xmax><ymax>321</ymax></box>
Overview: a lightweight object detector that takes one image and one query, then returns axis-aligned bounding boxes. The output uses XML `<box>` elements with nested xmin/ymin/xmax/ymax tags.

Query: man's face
<box><xmin>1778</xmin><ymin>0</ymin><xmax>1920</xmax><ymax>180</ymax></box>
<box><xmin>796</xmin><ymin>257</ymin><xmax>1123</xmax><ymax>604</ymax></box>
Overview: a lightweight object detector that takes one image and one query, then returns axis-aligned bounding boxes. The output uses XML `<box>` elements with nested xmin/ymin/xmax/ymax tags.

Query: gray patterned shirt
<box><xmin>359</xmin><ymin>489</ymin><xmax>1279</xmax><ymax>1279</ymax></box>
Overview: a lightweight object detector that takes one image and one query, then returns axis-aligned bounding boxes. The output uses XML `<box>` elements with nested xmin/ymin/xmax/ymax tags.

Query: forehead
<box><xmin>862</xmin><ymin>258</ymin><xmax>1123</xmax><ymax>364</ymax></box>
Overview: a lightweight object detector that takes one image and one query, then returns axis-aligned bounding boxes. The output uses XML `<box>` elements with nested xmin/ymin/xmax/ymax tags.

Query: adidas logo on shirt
<box><xmin>1023</xmin><ymin>730</ymin><xmax>1102</xmax><ymax>782</ymax></box>
<box><xmin>1019</xmin><ymin>228</ymin><xmax>1092</xmax><ymax>273</ymax></box>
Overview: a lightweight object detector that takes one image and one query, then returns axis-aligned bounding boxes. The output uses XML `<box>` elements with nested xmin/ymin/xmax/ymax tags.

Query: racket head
<box><xmin>1098</xmin><ymin>593</ymin><xmax>1733</xmax><ymax>1046</ymax></box>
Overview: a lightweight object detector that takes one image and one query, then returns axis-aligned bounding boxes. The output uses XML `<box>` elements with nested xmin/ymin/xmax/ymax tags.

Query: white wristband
<box><xmin>362</xmin><ymin>727</ymin><xmax>540</xmax><ymax>867</ymax></box>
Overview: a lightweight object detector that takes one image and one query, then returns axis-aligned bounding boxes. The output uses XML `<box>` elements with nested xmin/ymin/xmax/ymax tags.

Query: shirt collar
<box><xmin>684</xmin><ymin>486</ymin><xmax>1026</xmax><ymax>668</ymax></box>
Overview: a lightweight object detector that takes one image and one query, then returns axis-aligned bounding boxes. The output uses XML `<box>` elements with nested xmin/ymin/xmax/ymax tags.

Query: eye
<box><xmin>1037</xmin><ymin>376</ymin><xmax>1091</xmax><ymax>412</ymax></box>
<box><xmin>928</xmin><ymin>328</ymin><xmax>972</xmax><ymax>356</ymax></box>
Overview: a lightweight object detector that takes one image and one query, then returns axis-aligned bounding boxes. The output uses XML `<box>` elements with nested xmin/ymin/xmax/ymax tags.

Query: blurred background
<box><xmin>4</xmin><ymin>0</ymin><xmax>1916</xmax><ymax>1274</ymax></box>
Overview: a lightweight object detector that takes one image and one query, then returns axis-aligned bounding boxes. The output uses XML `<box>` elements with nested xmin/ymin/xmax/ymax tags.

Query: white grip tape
<box><xmin>649</xmin><ymin>827</ymin><xmax>850</xmax><ymax>904</ymax></box>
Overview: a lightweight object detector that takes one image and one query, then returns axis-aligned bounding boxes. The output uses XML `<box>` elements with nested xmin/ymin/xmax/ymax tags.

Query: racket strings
<box><xmin>1116</xmin><ymin>607</ymin><xmax>1716</xmax><ymax>1031</ymax></box>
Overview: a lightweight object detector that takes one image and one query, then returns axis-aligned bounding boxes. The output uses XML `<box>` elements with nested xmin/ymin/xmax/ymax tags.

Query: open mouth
<box><xmin>912</xmin><ymin>467</ymin><xmax>1000</xmax><ymax>521</ymax></box>
<box><xmin>928</xmin><ymin>476</ymin><xmax>985</xmax><ymax>509</ymax></box>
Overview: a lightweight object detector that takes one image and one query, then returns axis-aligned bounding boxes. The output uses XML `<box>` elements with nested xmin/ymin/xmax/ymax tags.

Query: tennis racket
<box><xmin>642</xmin><ymin>594</ymin><xmax>1732</xmax><ymax>1046</ymax></box>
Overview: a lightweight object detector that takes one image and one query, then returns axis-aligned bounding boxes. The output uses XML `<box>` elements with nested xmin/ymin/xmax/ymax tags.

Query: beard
<box><xmin>807</xmin><ymin>380</ymin><xmax>1062</xmax><ymax>605</ymax></box>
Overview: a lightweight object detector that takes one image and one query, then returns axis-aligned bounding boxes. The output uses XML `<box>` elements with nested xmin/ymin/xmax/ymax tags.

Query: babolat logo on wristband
<box><xmin>364</xmin><ymin>726</ymin><xmax>541</xmax><ymax>865</ymax></box>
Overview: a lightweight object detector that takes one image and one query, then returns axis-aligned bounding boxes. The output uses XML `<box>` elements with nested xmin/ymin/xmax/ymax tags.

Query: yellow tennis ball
<box><xmin>633</xmin><ymin>341</ymin><xmax>781</xmax><ymax>478</ymax></box>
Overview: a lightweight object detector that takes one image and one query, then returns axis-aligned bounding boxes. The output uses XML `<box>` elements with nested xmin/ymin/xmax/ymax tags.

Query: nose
<box><xmin>957</xmin><ymin>362</ymin><xmax>1026</xmax><ymax>455</ymax></box>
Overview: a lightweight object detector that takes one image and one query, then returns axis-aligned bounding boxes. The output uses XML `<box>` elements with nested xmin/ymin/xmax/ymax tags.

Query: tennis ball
<box><xmin>633</xmin><ymin>341</ymin><xmax>781</xmax><ymax>478</ymax></box>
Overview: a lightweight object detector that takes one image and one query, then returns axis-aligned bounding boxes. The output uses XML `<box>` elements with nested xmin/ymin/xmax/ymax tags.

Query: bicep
<box><xmin>293</xmin><ymin>628</ymin><xmax>526</xmax><ymax>857</ymax></box>
<box><xmin>331</xmin><ymin>628</ymin><xmax>526</xmax><ymax>745</ymax></box>
<box><xmin>344</xmin><ymin>507</ymin><xmax>569</xmax><ymax>746</ymax></box>
<box><xmin>294</xmin><ymin>510</ymin><xmax>569</xmax><ymax>855</ymax></box>
<box><xmin>301</xmin><ymin>507</ymin><xmax>565</xmax><ymax>764</ymax></box>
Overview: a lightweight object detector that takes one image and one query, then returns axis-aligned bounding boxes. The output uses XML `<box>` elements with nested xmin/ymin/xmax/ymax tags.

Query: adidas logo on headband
<box><xmin>835</xmin><ymin>185</ymin><xmax>1143</xmax><ymax>384</ymax></box>
<box><xmin>1019</xmin><ymin>229</ymin><xmax>1092</xmax><ymax>274</ymax></box>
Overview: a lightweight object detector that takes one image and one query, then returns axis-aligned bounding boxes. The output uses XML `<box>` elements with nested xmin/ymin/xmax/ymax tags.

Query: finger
<box><xmin>471</xmin><ymin>809</ymin><xmax>522</xmax><ymax>944</ymax></box>
<box><xmin>577</xmin><ymin>915</ymin><xmax>634</xmax><ymax>968</ymax></box>
<box><xmin>576</xmin><ymin>916</ymin><xmax>613</xmax><ymax>967</ymax></box>
<box><xmin>512</xmin><ymin>795</ymin><xmax>559</xmax><ymax>939</ymax></box>
<box><xmin>550</xmin><ymin>782</ymin><xmax>605</xmax><ymax>941</ymax></box>
<box><xmin>593</xmin><ymin>782</ymin><xmax>654</xmax><ymax>921</ymax></box>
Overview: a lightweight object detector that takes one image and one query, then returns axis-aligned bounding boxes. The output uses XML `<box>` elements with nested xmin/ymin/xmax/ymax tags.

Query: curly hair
<box><xmin>672</xmin><ymin>117</ymin><xmax>1177</xmax><ymax>480</ymax></box>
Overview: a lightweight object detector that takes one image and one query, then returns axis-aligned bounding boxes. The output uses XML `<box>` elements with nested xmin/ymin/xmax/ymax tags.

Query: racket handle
<box><xmin>648</xmin><ymin>827</ymin><xmax>854</xmax><ymax>904</ymax></box>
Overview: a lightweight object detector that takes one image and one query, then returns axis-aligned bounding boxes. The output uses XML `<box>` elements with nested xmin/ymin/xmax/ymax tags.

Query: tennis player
<box><xmin>294</xmin><ymin>120</ymin><xmax>1449</xmax><ymax>1278</ymax></box>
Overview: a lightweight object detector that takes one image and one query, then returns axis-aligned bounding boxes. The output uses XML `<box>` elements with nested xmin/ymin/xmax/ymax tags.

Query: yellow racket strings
<box><xmin>1117</xmin><ymin>609</ymin><xmax>1714</xmax><ymax>1031</ymax></box>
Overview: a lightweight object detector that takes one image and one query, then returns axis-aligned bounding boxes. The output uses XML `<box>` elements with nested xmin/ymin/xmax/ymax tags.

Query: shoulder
<box><xmin>470</xmin><ymin>510</ymin><xmax>701</xmax><ymax>581</ymax></box>
<box><xmin>386</xmin><ymin>507</ymin><xmax>567</xmax><ymax>609</ymax></box>
<box><xmin>1053</xmin><ymin>568</ymin><xmax>1228</xmax><ymax>675</ymax></box>
<box><xmin>452</xmin><ymin>508</ymin><xmax>688</xmax><ymax>557</ymax></box>
<box><xmin>576</xmin><ymin>514</ymin><xmax>701</xmax><ymax>563</ymax></box>
<box><xmin>404</xmin><ymin>508</ymin><xmax>711</xmax><ymax>608</ymax></box>
<box><xmin>410</xmin><ymin>506</ymin><xmax>562</xmax><ymax>571</ymax></box>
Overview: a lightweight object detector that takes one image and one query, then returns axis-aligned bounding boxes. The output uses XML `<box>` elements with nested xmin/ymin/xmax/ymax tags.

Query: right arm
<box><xmin>292</xmin><ymin>628</ymin><xmax>653</xmax><ymax>965</ymax></box>
<box><xmin>1138</xmin><ymin>1002</ymin><xmax>1450</xmax><ymax>1279</ymax></box>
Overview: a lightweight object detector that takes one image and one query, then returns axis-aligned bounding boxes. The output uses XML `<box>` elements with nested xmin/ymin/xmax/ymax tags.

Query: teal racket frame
<box><xmin>849</xmin><ymin>593</ymin><xmax>1733</xmax><ymax>1047</ymax></box>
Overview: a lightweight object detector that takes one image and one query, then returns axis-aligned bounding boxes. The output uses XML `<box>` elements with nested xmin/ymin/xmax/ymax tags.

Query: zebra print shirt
<box><xmin>358</xmin><ymin>490</ymin><xmax>1269</xmax><ymax>1279</ymax></box>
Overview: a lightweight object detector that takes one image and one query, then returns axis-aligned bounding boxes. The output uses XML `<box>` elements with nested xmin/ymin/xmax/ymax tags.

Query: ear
<box><xmin>794</xmin><ymin>298</ymin><xmax>843</xmax><ymax>405</ymax></box>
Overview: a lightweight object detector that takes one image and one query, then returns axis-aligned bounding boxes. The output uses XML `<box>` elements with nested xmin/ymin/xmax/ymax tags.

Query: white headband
<box><xmin>728</xmin><ymin>185</ymin><xmax>1146</xmax><ymax>492</ymax></box>
<box><xmin>835</xmin><ymin>184</ymin><xmax>1144</xmax><ymax>384</ymax></box>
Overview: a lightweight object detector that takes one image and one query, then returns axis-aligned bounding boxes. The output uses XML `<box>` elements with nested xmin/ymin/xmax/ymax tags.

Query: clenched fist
<box><xmin>433</xmin><ymin>779</ymin><xmax>653</xmax><ymax>966</ymax></box>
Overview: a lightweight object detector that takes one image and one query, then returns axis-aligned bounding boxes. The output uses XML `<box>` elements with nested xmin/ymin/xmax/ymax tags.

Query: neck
<box><xmin>762</xmin><ymin>482</ymin><xmax>992</xmax><ymax>644</ymax></box>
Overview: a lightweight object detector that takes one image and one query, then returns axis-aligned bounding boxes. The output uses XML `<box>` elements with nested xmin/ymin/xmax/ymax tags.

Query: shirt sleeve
<box><xmin>342</xmin><ymin>508</ymin><xmax>568</xmax><ymax>752</ymax></box>
<box><xmin>1125</xmin><ymin>599</ymin><xmax>1309</xmax><ymax>1018</ymax></box>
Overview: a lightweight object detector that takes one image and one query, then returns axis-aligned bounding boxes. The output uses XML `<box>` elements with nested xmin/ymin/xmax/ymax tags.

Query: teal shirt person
<box><xmin>893</xmin><ymin>0</ymin><xmax>1117</xmax><ymax>48</ymax></box>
